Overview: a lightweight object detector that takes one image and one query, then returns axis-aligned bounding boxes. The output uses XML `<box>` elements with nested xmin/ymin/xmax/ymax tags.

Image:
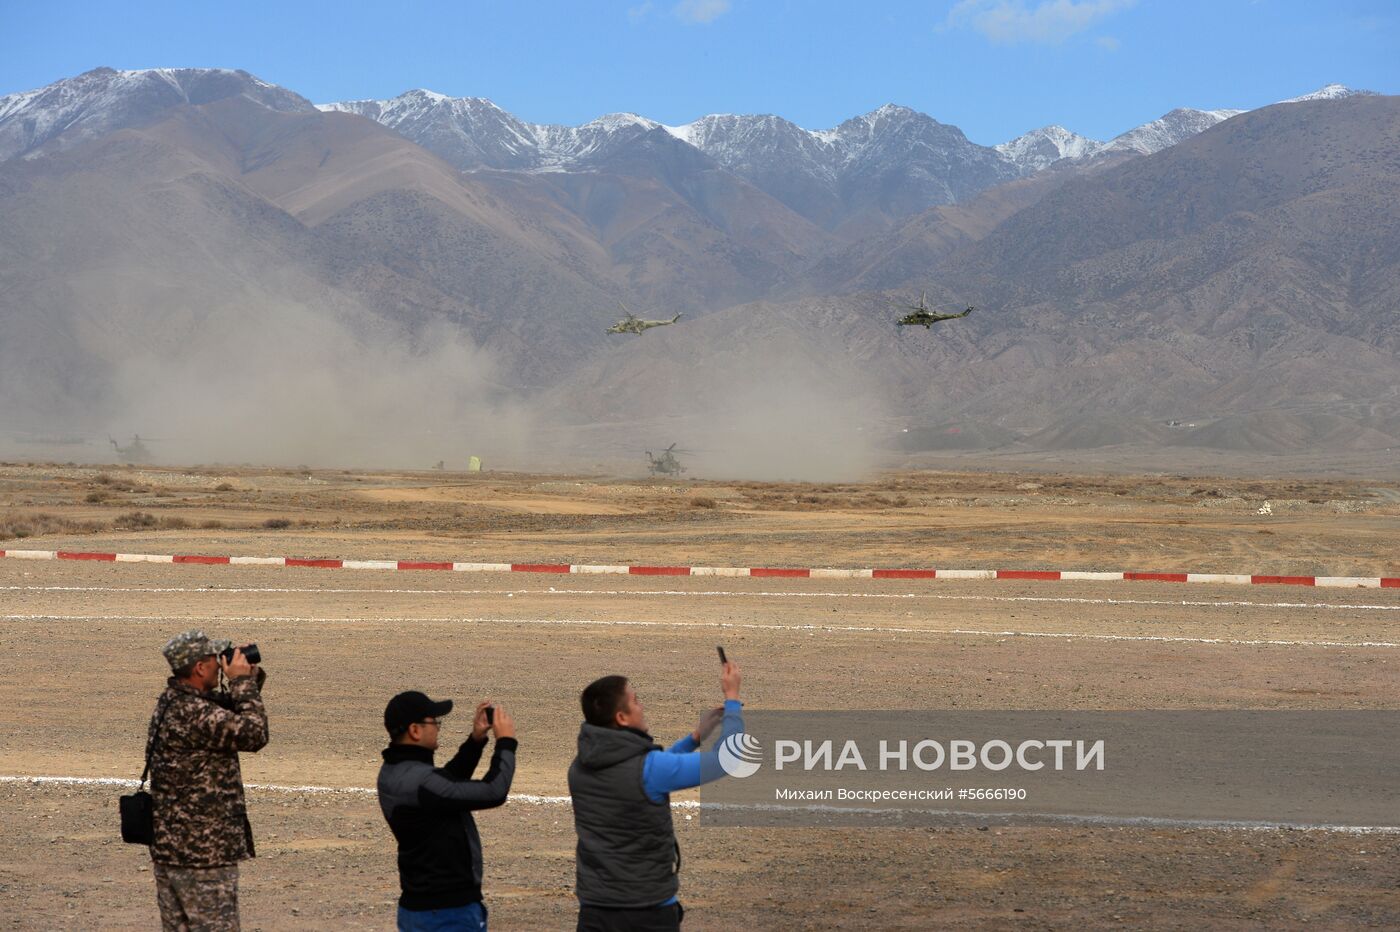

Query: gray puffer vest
<box><xmin>568</xmin><ymin>723</ymin><xmax>679</xmax><ymax>907</ymax></box>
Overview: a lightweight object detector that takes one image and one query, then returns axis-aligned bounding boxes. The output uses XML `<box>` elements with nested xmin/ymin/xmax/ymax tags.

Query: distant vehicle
<box><xmin>897</xmin><ymin>292</ymin><xmax>974</xmax><ymax>329</ymax></box>
<box><xmin>109</xmin><ymin>434</ymin><xmax>153</xmax><ymax>463</ymax></box>
<box><xmin>608</xmin><ymin>304</ymin><xmax>682</xmax><ymax>335</ymax></box>
<box><xmin>646</xmin><ymin>443</ymin><xmax>689</xmax><ymax>477</ymax></box>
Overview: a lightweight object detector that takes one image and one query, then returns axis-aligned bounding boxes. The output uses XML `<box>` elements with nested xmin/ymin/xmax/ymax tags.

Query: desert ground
<box><xmin>1</xmin><ymin>462</ymin><xmax>1398</xmax><ymax>930</ymax></box>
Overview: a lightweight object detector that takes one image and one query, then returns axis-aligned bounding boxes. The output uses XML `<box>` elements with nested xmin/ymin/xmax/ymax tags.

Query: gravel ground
<box><xmin>2</xmin><ymin>467</ymin><xmax>1397</xmax><ymax>929</ymax></box>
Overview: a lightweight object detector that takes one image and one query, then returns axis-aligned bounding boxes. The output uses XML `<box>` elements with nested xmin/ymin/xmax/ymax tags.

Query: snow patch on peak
<box><xmin>996</xmin><ymin>125</ymin><xmax>1103</xmax><ymax>172</ymax></box>
<box><xmin>1104</xmin><ymin>107</ymin><xmax>1244</xmax><ymax>155</ymax></box>
<box><xmin>0</xmin><ymin>66</ymin><xmax>313</xmax><ymax>162</ymax></box>
<box><xmin>584</xmin><ymin>112</ymin><xmax>660</xmax><ymax>132</ymax></box>
<box><xmin>662</xmin><ymin>121</ymin><xmax>698</xmax><ymax>143</ymax></box>
<box><xmin>1281</xmin><ymin>83</ymin><xmax>1375</xmax><ymax>103</ymax></box>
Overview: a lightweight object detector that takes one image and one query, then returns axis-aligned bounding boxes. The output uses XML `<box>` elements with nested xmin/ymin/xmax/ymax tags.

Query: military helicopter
<box><xmin>646</xmin><ymin>443</ymin><xmax>690</xmax><ymax>477</ymax></box>
<box><xmin>607</xmin><ymin>304</ymin><xmax>683</xmax><ymax>335</ymax></box>
<box><xmin>108</xmin><ymin>434</ymin><xmax>154</xmax><ymax>464</ymax></box>
<box><xmin>897</xmin><ymin>292</ymin><xmax>974</xmax><ymax>329</ymax></box>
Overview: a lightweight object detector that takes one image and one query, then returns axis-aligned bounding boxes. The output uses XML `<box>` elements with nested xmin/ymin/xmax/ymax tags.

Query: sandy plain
<box><xmin>1</xmin><ymin>463</ymin><xmax>1398</xmax><ymax>929</ymax></box>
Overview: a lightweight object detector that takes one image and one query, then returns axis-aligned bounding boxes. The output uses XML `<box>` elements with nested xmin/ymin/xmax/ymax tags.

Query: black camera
<box><xmin>221</xmin><ymin>643</ymin><xmax>262</xmax><ymax>665</ymax></box>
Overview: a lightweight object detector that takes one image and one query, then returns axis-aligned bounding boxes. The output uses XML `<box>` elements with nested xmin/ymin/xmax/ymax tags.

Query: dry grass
<box><xmin>112</xmin><ymin>511</ymin><xmax>191</xmax><ymax>531</ymax></box>
<box><xmin>0</xmin><ymin>512</ymin><xmax>105</xmax><ymax>540</ymax></box>
<box><xmin>90</xmin><ymin>474</ymin><xmax>149</xmax><ymax>493</ymax></box>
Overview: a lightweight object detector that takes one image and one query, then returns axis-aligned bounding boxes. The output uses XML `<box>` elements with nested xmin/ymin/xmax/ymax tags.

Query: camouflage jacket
<box><xmin>147</xmin><ymin>673</ymin><xmax>268</xmax><ymax>867</ymax></box>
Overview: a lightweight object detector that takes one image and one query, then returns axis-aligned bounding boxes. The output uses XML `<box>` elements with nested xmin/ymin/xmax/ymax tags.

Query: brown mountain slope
<box><xmin>549</xmin><ymin>96</ymin><xmax>1400</xmax><ymax>451</ymax></box>
<box><xmin>802</xmin><ymin>156</ymin><xmax>1136</xmax><ymax>296</ymax></box>
<box><xmin>941</xmin><ymin>96</ymin><xmax>1400</xmax><ymax>350</ymax></box>
<box><xmin>0</xmin><ymin>97</ymin><xmax>633</xmax><ymax>397</ymax></box>
<box><xmin>0</xmin><ymin>129</ymin><xmax>372</xmax><ymax>420</ymax></box>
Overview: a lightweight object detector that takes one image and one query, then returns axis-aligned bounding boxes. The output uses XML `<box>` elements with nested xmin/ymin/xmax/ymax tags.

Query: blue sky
<box><xmin>1</xmin><ymin>0</ymin><xmax>1395</xmax><ymax>144</ymax></box>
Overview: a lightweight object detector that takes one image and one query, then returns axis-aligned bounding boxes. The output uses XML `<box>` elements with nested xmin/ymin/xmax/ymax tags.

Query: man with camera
<box><xmin>569</xmin><ymin>658</ymin><xmax>744</xmax><ymax>931</ymax></box>
<box><xmin>378</xmin><ymin>691</ymin><xmax>518</xmax><ymax>931</ymax></box>
<box><xmin>147</xmin><ymin>630</ymin><xmax>268</xmax><ymax>931</ymax></box>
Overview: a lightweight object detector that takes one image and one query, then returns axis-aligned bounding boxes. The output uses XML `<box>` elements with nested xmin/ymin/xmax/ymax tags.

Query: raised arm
<box><xmin>642</xmin><ymin>700</ymin><xmax>743</xmax><ymax>802</ymax></box>
<box><xmin>419</xmin><ymin>704</ymin><xmax>518</xmax><ymax>812</ymax></box>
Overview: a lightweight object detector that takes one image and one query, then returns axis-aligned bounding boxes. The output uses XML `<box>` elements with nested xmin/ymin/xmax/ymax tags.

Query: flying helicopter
<box><xmin>646</xmin><ymin>443</ymin><xmax>691</xmax><ymax>477</ymax></box>
<box><xmin>897</xmin><ymin>292</ymin><xmax>974</xmax><ymax>329</ymax></box>
<box><xmin>607</xmin><ymin>304</ymin><xmax>682</xmax><ymax>335</ymax></box>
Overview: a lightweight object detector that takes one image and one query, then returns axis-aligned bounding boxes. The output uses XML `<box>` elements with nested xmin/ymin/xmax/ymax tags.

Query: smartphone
<box><xmin>717</xmin><ymin>646</ymin><xmax>728</xmax><ymax>664</ymax></box>
<box><xmin>485</xmin><ymin>705</ymin><xmax>495</xmax><ymax>725</ymax></box>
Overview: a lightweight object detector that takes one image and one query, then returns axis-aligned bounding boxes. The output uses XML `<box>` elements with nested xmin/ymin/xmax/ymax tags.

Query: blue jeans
<box><xmin>398</xmin><ymin>901</ymin><xmax>487</xmax><ymax>931</ymax></box>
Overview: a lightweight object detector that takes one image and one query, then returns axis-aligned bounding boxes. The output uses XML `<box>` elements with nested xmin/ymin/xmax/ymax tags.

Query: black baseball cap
<box><xmin>384</xmin><ymin>691</ymin><xmax>453</xmax><ymax>735</ymax></box>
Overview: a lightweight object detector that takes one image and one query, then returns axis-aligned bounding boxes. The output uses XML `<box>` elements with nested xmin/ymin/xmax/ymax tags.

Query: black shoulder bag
<box><xmin>120</xmin><ymin>694</ymin><xmax>171</xmax><ymax>845</ymax></box>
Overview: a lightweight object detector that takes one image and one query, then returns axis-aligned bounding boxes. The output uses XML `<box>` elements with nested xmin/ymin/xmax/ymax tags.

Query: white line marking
<box><xmin>3</xmin><ymin>613</ymin><xmax>1394</xmax><ymax>648</ymax></box>
<box><xmin>3</xmin><ymin>776</ymin><xmax>1393</xmax><ymax>833</ymax></box>
<box><xmin>0</xmin><ymin>775</ymin><xmax>574</xmax><ymax>806</ymax></box>
<box><xmin>2</xmin><ymin>585</ymin><xmax>1396</xmax><ymax>612</ymax></box>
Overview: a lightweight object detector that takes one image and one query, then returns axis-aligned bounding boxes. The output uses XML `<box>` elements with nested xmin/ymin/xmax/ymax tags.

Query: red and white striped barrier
<box><xmin>0</xmin><ymin>548</ymin><xmax>1395</xmax><ymax>589</ymax></box>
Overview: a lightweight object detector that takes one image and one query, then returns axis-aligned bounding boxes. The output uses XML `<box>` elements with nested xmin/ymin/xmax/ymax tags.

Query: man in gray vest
<box><xmin>569</xmin><ymin>660</ymin><xmax>743</xmax><ymax>931</ymax></box>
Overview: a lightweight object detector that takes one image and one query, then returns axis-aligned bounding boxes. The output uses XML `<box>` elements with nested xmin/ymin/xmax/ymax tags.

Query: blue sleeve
<box><xmin>641</xmin><ymin>700</ymin><xmax>743</xmax><ymax>803</ymax></box>
<box><xmin>668</xmin><ymin>734</ymin><xmax>698</xmax><ymax>753</ymax></box>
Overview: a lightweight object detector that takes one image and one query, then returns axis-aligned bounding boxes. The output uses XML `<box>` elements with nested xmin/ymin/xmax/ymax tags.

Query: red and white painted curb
<box><xmin>0</xmin><ymin>548</ymin><xmax>1395</xmax><ymax>589</ymax></box>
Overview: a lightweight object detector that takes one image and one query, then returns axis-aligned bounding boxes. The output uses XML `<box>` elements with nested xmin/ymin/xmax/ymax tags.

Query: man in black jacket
<box><xmin>378</xmin><ymin>690</ymin><xmax>518</xmax><ymax>932</ymax></box>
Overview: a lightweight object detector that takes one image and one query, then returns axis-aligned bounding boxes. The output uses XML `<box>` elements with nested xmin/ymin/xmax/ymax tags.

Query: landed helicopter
<box><xmin>108</xmin><ymin>434</ymin><xmax>155</xmax><ymax>464</ymax></box>
<box><xmin>607</xmin><ymin>304</ymin><xmax>683</xmax><ymax>335</ymax></box>
<box><xmin>897</xmin><ymin>292</ymin><xmax>974</xmax><ymax>329</ymax></box>
<box><xmin>646</xmin><ymin>443</ymin><xmax>691</xmax><ymax>477</ymax></box>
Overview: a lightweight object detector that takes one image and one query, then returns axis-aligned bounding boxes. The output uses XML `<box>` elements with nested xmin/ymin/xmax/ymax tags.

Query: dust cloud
<box><xmin>683</xmin><ymin>364</ymin><xmax>889</xmax><ymax>483</ymax></box>
<box><xmin>117</xmin><ymin>308</ymin><xmax>534</xmax><ymax>470</ymax></box>
<box><xmin>3</xmin><ymin>299</ymin><xmax>536</xmax><ymax>471</ymax></box>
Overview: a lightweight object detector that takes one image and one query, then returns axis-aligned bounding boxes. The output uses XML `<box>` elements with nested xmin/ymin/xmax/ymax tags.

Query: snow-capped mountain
<box><xmin>1100</xmin><ymin>106</ymin><xmax>1246</xmax><ymax>155</ymax></box>
<box><xmin>321</xmin><ymin>90</ymin><xmax>543</xmax><ymax>170</ymax></box>
<box><xmin>323</xmin><ymin>94</ymin><xmax>1019</xmax><ymax>230</ymax></box>
<box><xmin>323</xmin><ymin>92</ymin><xmax>690</xmax><ymax>172</ymax></box>
<box><xmin>0</xmin><ymin>66</ymin><xmax>314</xmax><ymax>162</ymax></box>
<box><xmin>994</xmin><ymin>125</ymin><xmax>1103</xmax><ymax>173</ymax></box>
<box><xmin>664</xmin><ymin>104</ymin><xmax>1022</xmax><ymax>230</ymax></box>
<box><xmin>1281</xmin><ymin>83</ymin><xmax>1376</xmax><ymax>103</ymax></box>
<box><xmin>319</xmin><ymin>84</ymin><xmax>1372</xmax><ymax>229</ymax></box>
<box><xmin>996</xmin><ymin>106</ymin><xmax>1249</xmax><ymax>170</ymax></box>
<box><xmin>993</xmin><ymin>85</ymin><xmax>1368</xmax><ymax>171</ymax></box>
<box><xmin>0</xmin><ymin>66</ymin><xmax>1375</xmax><ymax>237</ymax></box>
<box><xmin>668</xmin><ymin>112</ymin><xmax>836</xmax><ymax>179</ymax></box>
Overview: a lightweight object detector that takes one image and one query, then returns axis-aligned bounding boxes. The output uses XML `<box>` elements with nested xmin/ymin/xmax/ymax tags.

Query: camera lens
<box><xmin>221</xmin><ymin>644</ymin><xmax>262</xmax><ymax>665</ymax></box>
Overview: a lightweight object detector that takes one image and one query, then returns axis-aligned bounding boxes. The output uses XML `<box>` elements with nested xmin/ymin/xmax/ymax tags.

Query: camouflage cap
<box><xmin>162</xmin><ymin>629</ymin><xmax>232</xmax><ymax>671</ymax></box>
